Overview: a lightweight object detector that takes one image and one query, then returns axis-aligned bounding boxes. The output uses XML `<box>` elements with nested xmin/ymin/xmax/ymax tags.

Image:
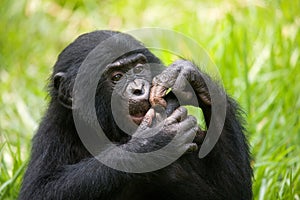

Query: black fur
<box><xmin>19</xmin><ymin>30</ymin><xmax>252</xmax><ymax>200</ymax></box>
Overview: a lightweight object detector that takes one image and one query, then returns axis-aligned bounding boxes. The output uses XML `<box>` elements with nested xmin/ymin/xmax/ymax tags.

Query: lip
<box><xmin>128</xmin><ymin>99</ymin><xmax>150</xmax><ymax>125</ymax></box>
<box><xmin>130</xmin><ymin>115</ymin><xmax>144</xmax><ymax>125</ymax></box>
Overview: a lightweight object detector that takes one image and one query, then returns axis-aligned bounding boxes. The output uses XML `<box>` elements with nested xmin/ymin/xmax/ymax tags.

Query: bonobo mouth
<box><xmin>129</xmin><ymin>99</ymin><xmax>150</xmax><ymax>125</ymax></box>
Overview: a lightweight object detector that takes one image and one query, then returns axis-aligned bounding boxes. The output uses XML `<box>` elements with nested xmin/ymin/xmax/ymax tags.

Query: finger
<box><xmin>149</xmin><ymin>85</ymin><xmax>167</xmax><ymax>107</ymax></box>
<box><xmin>150</xmin><ymin>67</ymin><xmax>180</xmax><ymax>107</ymax></box>
<box><xmin>184</xmin><ymin>143</ymin><xmax>198</xmax><ymax>154</ymax></box>
<box><xmin>165</xmin><ymin>106</ymin><xmax>187</xmax><ymax>124</ymax></box>
<box><xmin>173</xmin><ymin>71</ymin><xmax>187</xmax><ymax>90</ymax></box>
<box><xmin>153</xmin><ymin>105</ymin><xmax>167</xmax><ymax>124</ymax></box>
<box><xmin>177</xmin><ymin>115</ymin><xmax>198</xmax><ymax>132</ymax></box>
<box><xmin>171</xmin><ymin>127</ymin><xmax>198</xmax><ymax>149</ymax></box>
<box><xmin>165</xmin><ymin>93</ymin><xmax>180</xmax><ymax>117</ymax></box>
<box><xmin>193</xmin><ymin>128</ymin><xmax>207</xmax><ymax>145</ymax></box>
<box><xmin>139</xmin><ymin>108</ymin><xmax>155</xmax><ymax>128</ymax></box>
<box><xmin>152</xmin><ymin>70</ymin><xmax>177</xmax><ymax>88</ymax></box>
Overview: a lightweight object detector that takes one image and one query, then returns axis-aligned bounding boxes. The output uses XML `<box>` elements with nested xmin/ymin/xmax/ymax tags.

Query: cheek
<box><xmin>97</xmin><ymin>79</ymin><xmax>115</xmax><ymax>96</ymax></box>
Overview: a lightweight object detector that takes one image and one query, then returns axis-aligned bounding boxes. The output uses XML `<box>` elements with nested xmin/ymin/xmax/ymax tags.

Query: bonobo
<box><xmin>19</xmin><ymin>30</ymin><xmax>252</xmax><ymax>200</ymax></box>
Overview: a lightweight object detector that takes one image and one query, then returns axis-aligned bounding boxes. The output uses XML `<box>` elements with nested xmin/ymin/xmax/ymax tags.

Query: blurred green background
<box><xmin>0</xmin><ymin>0</ymin><xmax>299</xmax><ymax>199</ymax></box>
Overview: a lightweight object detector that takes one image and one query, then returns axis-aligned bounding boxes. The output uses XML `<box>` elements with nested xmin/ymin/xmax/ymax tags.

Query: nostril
<box><xmin>133</xmin><ymin>88</ymin><xmax>144</xmax><ymax>96</ymax></box>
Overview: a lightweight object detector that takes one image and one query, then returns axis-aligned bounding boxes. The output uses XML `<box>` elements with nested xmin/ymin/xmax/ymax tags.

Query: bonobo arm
<box><xmin>19</xmin><ymin>105</ymin><xmax>199</xmax><ymax>200</ymax></box>
<box><xmin>18</xmin><ymin>112</ymin><xmax>133</xmax><ymax>200</ymax></box>
<box><xmin>149</xmin><ymin>60</ymin><xmax>253</xmax><ymax>199</ymax></box>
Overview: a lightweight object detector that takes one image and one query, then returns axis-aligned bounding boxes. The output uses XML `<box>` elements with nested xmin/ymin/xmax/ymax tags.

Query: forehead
<box><xmin>103</xmin><ymin>53</ymin><xmax>148</xmax><ymax>76</ymax></box>
<box><xmin>103</xmin><ymin>53</ymin><xmax>148</xmax><ymax>74</ymax></box>
<box><xmin>110</xmin><ymin>53</ymin><xmax>147</xmax><ymax>68</ymax></box>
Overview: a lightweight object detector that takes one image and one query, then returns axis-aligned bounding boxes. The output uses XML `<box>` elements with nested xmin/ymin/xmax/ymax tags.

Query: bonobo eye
<box><xmin>111</xmin><ymin>72</ymin><xmax>124</xmax><ymax>82</ymax></box>
<box><xmin>133</xmin><ymin>64</ymin><xmax>144</xmax><ymax>74</ymax></box>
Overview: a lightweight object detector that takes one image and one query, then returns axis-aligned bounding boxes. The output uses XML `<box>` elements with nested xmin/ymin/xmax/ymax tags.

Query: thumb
<box><xmin>139</xmin><ymin>108</ymin><xmax>155</xmax><ymax>129</ymax></box>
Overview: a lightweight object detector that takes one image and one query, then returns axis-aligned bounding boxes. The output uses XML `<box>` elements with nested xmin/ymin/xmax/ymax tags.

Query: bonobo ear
<box><xmin>53</xmin><ymin>72</ymin><xmax>65</xmax><ymax>90</ymax></box>
<box><xmin>53</xmin><ymin>72</ymin><xmax>73</xmax><ymax>109</ymax></box>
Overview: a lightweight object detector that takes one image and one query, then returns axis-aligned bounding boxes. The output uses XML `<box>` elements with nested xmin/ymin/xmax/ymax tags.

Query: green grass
<box><xmin>0</xmin><ymin>0</ymin><xmax>299</xmax><ymax>199</ymax></box>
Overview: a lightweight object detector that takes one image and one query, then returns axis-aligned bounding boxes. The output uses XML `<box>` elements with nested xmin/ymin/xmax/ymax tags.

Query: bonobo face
<box><xmin>106</xmin><ymin>53</ymin><xmax>153</xmax><ymax>126</ymax></box>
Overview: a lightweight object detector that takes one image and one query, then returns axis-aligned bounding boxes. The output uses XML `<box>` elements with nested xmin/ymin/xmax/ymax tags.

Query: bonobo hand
<box><xmin>124</xmin><ymin>106</ymin><xmax>200</xmax><ymax>154</ymax></box>
<box><xmin>149</xmin><ymin>60</ymin><xmax>210</xmax><ymax>147</ymax></box>
<box><xmin>150</xmin><ymin>60</ymin><xmax>211</xmax><ymax>108</ymax></box>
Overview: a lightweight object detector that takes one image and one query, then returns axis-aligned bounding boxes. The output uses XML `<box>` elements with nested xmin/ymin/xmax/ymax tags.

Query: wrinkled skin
<box><xmin>150</xmin><ymin>60</ymin><xmax>211</xmax><ymax>108</ymax></box>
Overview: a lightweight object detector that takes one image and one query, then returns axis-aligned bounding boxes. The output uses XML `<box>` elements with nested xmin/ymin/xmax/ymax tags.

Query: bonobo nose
<box><xmin>132</xmin><ymin>80</ymin><xmax>144</xmax><ymax>95</ymax></box>
<box><xmin>132</xmin><ymin>88</ymin><xmax>144</xmax><ymax>96</ymax></box>
<box><xmin>127</xmin><ymin>79</ymin><xmax>150</xmax><ymax>99</ymax></box>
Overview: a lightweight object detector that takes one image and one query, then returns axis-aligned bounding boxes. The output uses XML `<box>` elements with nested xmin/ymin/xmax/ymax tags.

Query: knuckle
<box><xmin>178</xmin><ymin>106</ymin><xmax>187</xmax><ymax>113</ymax></box>
<box><xmin>164</xmin><ymin>118</ymin><xmax>173</xmax><ymax>125</ymax></box>
<box><xmin>176</xmin><ymin>106</ymin><xmax>187</xmax><ymax>117</ymax></box>
<box><xmin>164</xmin><ymin>125</ymin><xmax>176</xmax><ymax>135</ymax></box>
<box><xmin>187</xmin><ymin>115</ymin><xmax>197</xmax><ymax>124</ymax></box>
<box><xmin>192</xmin><ymin>126</ymin><xmax>199</xmax><ymax>133</ymax></box>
